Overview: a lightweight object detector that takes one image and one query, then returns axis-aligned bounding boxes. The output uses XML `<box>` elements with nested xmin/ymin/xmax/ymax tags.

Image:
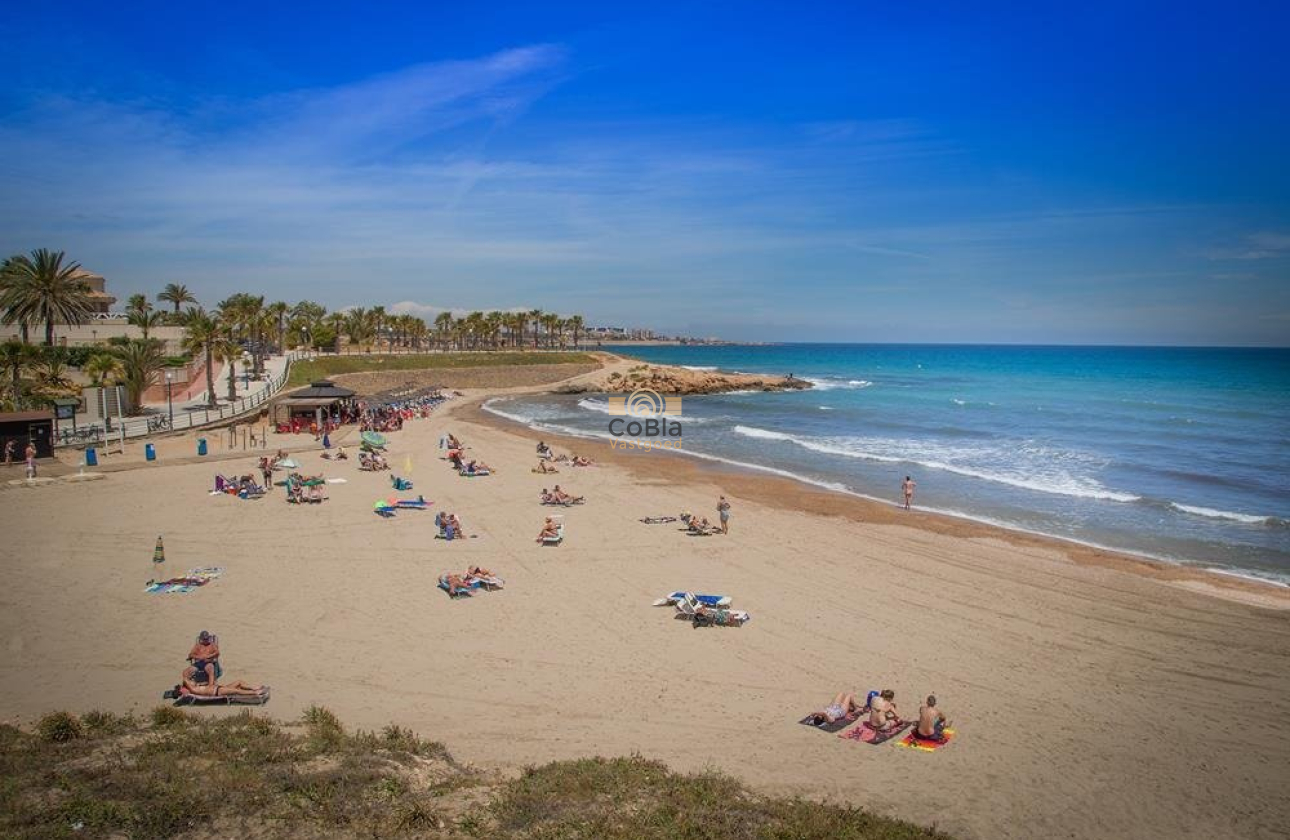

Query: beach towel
<box><xmin>146</xmin><ymin>567</ymin><xmax>223</xmax><ymax>594</ymax></box>
<box><xmin>394</xmin><ymin>496</ymin><xmax>429</xmax><ymax>509</ymax></box>
<box><xmin>799</xmin><ymin>713</ymin><xmax>860</xmax><ymax>734</ymax></box>
<box><xmin>277</xmin><ymin>458</ymin><xmax>299</xmax><ymax>469</ymax></box>
<box><xmin>897</xmin><ymin>728</ymin><xmax>956</xmax><ymax>751</ymax></box>
<box><xmin>640</xmin><ymin>516</ymin><xmax>678</xmax><ymax>524</ymax></box>
<box><xmin>840</xmin><ymin>720</ymin><xmax>913</xmax><ymax>745</ymax></box>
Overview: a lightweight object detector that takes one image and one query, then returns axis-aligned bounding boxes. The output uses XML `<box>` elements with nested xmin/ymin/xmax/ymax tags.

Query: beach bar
<box><xmin>0</xmin><ymin>410</ymin><xmax>55</xmax><ymax>459</ymax></box>
<box><xmin>270</xmin><ymin>380</ymin><xmax>356</xmax><ymax>432</ymax></box>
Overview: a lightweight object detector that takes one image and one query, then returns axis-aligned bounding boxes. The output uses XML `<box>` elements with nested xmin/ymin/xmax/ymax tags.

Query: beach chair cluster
<box><xmin>658</xmin><ymin>591</ymin><xmax>750</xmax><ymax>627</ymax></box>
<box><xmin>213</xmin><ymin>475</ymin><xmax>266</xmax><ymax>499</ymax></box>
<box><xmin>438</xmin><ymin>568</ymin><xmax>505</xmax><ymax>598</ymax></box>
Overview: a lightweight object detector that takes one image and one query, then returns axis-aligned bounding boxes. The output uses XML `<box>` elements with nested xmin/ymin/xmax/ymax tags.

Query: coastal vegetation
<box><xmin>0</xmin><ymin>709</ymin><xmax>950</xmax><ymax>839</ymax></box>
<box><xmin>288</xmin><ymin>351</ymin><xmax>597</xmax><ymax>387</ymax></box>
<box><xmin>0</xmin><ymin>248</ymin><xmax>594</xmax><ymax>411</ymax></box>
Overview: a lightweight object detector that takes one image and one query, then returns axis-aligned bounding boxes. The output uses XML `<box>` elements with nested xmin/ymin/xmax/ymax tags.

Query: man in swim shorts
<box><xmin>916</xmin><ymin>695</ymin><xmax>948</xmax><ymax>741</ymax></box>
<box><xmin>902</xmin><ymin>476</ymin><xmax>916</xmax><ymax>510</ymax></box>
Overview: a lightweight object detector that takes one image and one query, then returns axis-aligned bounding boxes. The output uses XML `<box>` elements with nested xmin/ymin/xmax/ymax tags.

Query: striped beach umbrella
<box><xmin>153</xmin><ymin>536</ymin><xmax>165</xmax><ymax>564</ymax></box>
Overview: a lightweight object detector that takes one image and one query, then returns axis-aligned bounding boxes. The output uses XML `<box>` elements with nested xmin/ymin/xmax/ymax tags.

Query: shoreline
<box><xmin>470</xmin><ymin>391</ymin><xmax>1290</xmax><ymax>611</ymax></box>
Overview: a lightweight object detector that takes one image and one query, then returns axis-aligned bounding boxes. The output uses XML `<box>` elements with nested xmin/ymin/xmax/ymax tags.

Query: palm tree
<box><xmin>112</xmin><ymin>338</ymin><xmax>166</xmax><ymax>414</ymax></box>
<box><xmin>266</xmin><ymin>301</ymin><xmax>290</xmax><ymax>354</ymax></box>
<box><xmin>541</xmin><ymin>313</ymin><xmax>561</xmax><ymax>349</ymax></box>
<box><xmin>0</xmin><ymin>256</ymin><xmax>33</xmax><ymax>343</ymax></box>
<box><xmin>1</xmin><ymin>249</ymin><xmax>93</xmax><ymax>346</ymax></box>
<box><xmin>0</xmin><ymin>341</ymin><xmax>38</xmax><ymax>409</ymax></box>
<box><xmin>567</xmin><ymin>315</ymin><xmax>585</xmax><ymax>350</ymax></box>
<box><xmin>181</xmin><ymin>308</ymin><xmax>220</xmax><ymax>408</ymax></box>
<box><xmin>128</xmin><ymin>308</ymin><xmax>165</xmax><ymax>340</ymax></box>
<box><xmin>213</xmin><ymin>332</ymin><xmax>242</xmax><ymax>403</ymax></box>
<box><xmin>157</xmin><ymin>283</ymin><xmax>197</xmax><ymax>316</ymax></box>
<box><xmin>35</xmin><ymin>349</ymin><xmax>76</xmax><ymax>395</ymax></box>
<box><xmin>529</xmin><ymin>309</ymin><xmax>543</xmax><ymax>349</ymax></box>
<box><xmin>345</xmin><ymin>308</ymin><xmax>375</xmax><ymax>352</ymax></box>
<box><xmin>83</xmin><ymin>352</ymin><xmax>124</xmax><ymax>387</ymax></box>
<box><xmin>323</xmin><ymin>311</ymin><xmax>347</xmax><ymax>352</ymax></box>
<box><xmin>434</xmin><ymin>312</ymin><xmax>454</xmax><ymax>350</ymax></box>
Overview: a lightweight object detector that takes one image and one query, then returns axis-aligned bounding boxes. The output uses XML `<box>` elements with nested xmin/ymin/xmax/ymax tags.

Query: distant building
<box><xmin>69</xmin><ymin>268</ymin><xmax>117</xmax><ymax>314</ymax></box>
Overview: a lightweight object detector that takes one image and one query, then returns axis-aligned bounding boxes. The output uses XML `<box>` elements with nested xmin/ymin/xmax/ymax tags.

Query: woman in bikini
<box><xmin>182</xmin><ymin>667</ymin><xmax>266</xmax><ymax>697</ymax></box>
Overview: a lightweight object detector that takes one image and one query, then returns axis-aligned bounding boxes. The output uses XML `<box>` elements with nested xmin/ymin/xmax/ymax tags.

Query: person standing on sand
<box><xmin>902</xmin><ymin>475</ymin><xmax>916</xmax><ymax>510</ymax></box>
<box><xmin>4</xmin><ymin>439</ymin><xmax>15</xmax><ymax>465</ymax></box>
<box><xmin>24</xmin><ymin>441</ymin><xmax>37</xmax><ymax>479</ymax></box>
<box><xmin>717</xmin><ymin>496</ymin><xmax>731</xmax><ymax>534</ymax></box>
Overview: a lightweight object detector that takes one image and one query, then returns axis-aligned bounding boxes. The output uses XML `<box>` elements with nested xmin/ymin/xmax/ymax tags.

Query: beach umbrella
<box><xmin>152</xmin><ymin>536</ymin><xmax>166</xmax><ymax>575</ymax></box>
<box><xmin>322</xmin><ymin>432</ymin><xmax>331</xmax><ymax>449</ymax></box>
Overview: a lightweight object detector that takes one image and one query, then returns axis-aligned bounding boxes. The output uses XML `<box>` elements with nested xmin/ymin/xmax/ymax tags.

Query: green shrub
<box><xmin>36</xmin><ymin>711</ymin><xmax>82</xmax><ymax>742</ymax></box>
<box><xmin>81</xmin><ymin>709</ymin><xmax>135</xmax><ymax>735</ymax></box>
<box><xmin>150</xmin><ymin>705</ymin><xmax>191</xmax><ymax>727</ymax></box>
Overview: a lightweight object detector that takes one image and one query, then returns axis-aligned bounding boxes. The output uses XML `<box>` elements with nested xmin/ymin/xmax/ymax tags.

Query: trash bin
<box><xmin>85</xmin><ymin>447</ymin><xmax>98</xmax><ymax>467</ymax></box>
<box><xmin>197</xmin><ymin>438</ymin><xmax>208</xmax><ymax>456</ymax></box>
<box><xmin>145</xmin><ymin>443</ymin><xmax>156</xmax><ymax>461</ymax></box>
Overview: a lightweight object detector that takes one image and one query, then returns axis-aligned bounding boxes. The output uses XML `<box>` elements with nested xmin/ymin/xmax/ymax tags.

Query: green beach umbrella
<box><xmin>152</xmin><ymin>536</ymin><xmax>165</xmax><ymax>564</ymax></box>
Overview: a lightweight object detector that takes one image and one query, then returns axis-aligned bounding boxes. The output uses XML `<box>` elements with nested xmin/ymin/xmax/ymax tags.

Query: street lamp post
<box><xmin>164</xmin><ymin>371</ymin><xmax>174</xmax><ymax>430</ymax></box>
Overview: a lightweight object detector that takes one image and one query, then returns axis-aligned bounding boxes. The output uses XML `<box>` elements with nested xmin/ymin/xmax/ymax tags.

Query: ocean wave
<box><xmin>805</xmin><ymin>377</ymin><xmax>873</xmax><ymax>391</ymax></box>
<box><xmin>818</xmin><ymin>406</ymin><xmax>833</xmax><ymax>410</ymax></box>
<box><xmin>1169</xmin><ymin>503</ymin><xmax>1282</xmax><ymax>526</ymax></box>
<box><xmin>577</xmin><ymin>398</ymin><xmax>611</xmax><ymax>414</ymax></box>
<box><xmin>731</xmin><ymin>425</ymin><xmax>1141</xmax><ymax>503</ymax></box>
<box><xmin>682</xmin><ymin>365</ymin><xmax>718</xmax><ymax>371</ymax></box>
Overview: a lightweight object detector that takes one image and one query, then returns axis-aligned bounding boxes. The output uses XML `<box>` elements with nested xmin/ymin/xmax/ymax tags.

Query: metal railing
<box><xmin>55</xmin><ymin>352</ymin><xmax>307</xmax><ymax>448</ymax></box>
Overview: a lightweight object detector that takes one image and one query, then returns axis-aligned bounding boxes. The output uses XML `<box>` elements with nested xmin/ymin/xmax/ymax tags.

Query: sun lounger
<box><xmin>394</xmin><ymin>495</ymin><xmax>429</xmax><ymax>509</ymax></box>
<box><xmin>466</xmin><ymin>570</ymin><xmax>504</xmax><ymax>590</ymax></box>
<box><xmin>652</xmin><ymin>592</ymin><xmax>732</xmax><ymax>607</ymax></box>
<box><xmin>164</xmin><ymin>686</ymin><xmax>270</xmax><ymax>706</ymax></box>
<box><xmin>541</xmin><ymin>522</ymin><xmax>564</xmax><ymax>545</ymax></box>
<box><xmin>675</xmin><ymin>593</ymin><xmax>749</xmax><ymax>627</ymax></box>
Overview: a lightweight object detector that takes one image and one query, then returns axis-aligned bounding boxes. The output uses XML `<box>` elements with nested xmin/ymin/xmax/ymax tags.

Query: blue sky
<box><xmin>1</xmin><ymin>1</ymin><xmax>1287</xmax><ymax>345</ymax></box>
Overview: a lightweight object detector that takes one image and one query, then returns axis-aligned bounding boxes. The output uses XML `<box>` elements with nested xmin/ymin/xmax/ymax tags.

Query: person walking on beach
<box><xmin>4</xmin><ymin>439</ymin><xmax>14</xmax><ymax>465</ymax></box>
<box><xmin>24</xmin><ymin>441</ymin><xmax>37</xmax><ymax>479</ymax></box>
<box><xmin>902</xmin><ymin>475</ymin><xmax>916</xmax><ymax>510</ymax></box>
<box><xmin>717</xmin><ymin>495</ymin><xmax>731</xmax><ymax>534</ymax></box>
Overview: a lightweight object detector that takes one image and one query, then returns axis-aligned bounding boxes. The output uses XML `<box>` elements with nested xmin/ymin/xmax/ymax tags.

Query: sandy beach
<box><xmin>1</xmin><ymin>374</ymin><xmax>1288</xmax><ymax>840</ymax></box>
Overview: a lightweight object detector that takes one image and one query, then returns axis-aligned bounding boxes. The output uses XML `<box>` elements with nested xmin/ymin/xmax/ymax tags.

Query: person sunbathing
<box><xmin>688</xmin><ymin>516</ymin><xmax>719</xmax><ymax>534</ymax></box>
<box><xmin>868</xmin><ymin>689</ymin><xmax>902</xmax><ymax>731</ymax></box>
<box><xmin>552</xmin><ymin>485</ymin><xmax>584</xmax><ymax>504</ymax></box>
<box><xmin>534</xmin><ymin>460</ymin><xmax>559</xmax><ymax>474</ymax></box>
<box><xmin>447</xmin><ymin>434</ymin><xmax>462</xmax><ymax>449</ymax></box>
<box><xmin>914</xmin><ymin>695</ymin><xmax>948</xmax><ymax>741</ymax></box>
<box><xmin>467</xmin><ymin>565</ymin><xmax>496</xmax><ymax>578</ymax></box>
<box><xmin>441</xmin><ymin>573</ymin><xmax>472</xmax><ymax>596</ymax></box>
<box><xmin>536</xmin><ymin>517</ymin><xmax>561</xmax><ymax>542</ymax></box>
<box><xmin>571</xmin><ymin>455</ymin><xmax>593</xmax><ymax>466</ymax></box>
<box><xmin>536</xmin><ymin>441</ymin><xmax>552</xmax><ymax>459</ymax></box>
<box><xmin>335</xmin><ymin>447</ymin><xmax>348</xmax><ymax>460</ymax></box>
<box><xmin>181</xmin><ymin>667</ymin><xmax>266</xmax><ymax>697</ymax></box>
<box><xmin>447</xmin><ymin>514</ymin><xmax>464</xmax><ymax>538</ymax></box>
<box><xmin>811</xmin><ymin>692</ymin><xmax>865</xmax><ymax>725</ymax></box>
<box><xmin>462</xmin><ymin>460</ymin><xmax>492</xmax><ymax>474</ymax></box>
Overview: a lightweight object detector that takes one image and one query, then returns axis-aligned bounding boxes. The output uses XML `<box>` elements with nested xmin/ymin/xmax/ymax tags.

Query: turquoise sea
<box><xmin>486</xmin><ymin>344</ymin><xmax>1290</xmax><ymax>583</ymax></box>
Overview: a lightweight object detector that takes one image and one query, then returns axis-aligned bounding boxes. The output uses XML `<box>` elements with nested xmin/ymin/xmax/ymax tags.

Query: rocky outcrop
<box><xmin>556</xmin><ymin>364</ymin><xmax>811</xmax><ymax>395</ymax></box>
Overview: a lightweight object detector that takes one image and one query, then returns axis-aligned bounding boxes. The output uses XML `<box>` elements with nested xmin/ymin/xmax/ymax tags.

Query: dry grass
<box><xmin>288</xmin><ymin>352</ymin><xmax>597</xmax><ymax>387</ymax></box>
<box><xmin>1</xmin><ymin>710</ymin><xmax>952</xmax><ymax>840</ymax></box>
